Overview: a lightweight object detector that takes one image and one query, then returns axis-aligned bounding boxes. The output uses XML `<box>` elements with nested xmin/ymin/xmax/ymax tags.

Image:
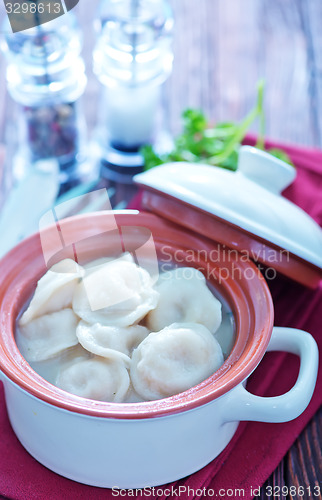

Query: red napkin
<box><xmin>0</xmin><ymin>138</ymin><xmax>321</xmax><ymax>500</ymax></box>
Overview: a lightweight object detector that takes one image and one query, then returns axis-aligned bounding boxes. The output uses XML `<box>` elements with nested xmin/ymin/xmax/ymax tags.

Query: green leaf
<box><xmin>255</xmin><ymin>79</ymin><xmax>266</xmax><ymax>150</ymax></box>
<box><xmin>182</xmin><ymin>109</ymin><xmax>208</xmax><ymax>134</ymax></box>
<box><xmin>208</xmin><ymin>107</ymin><xmax>258</xmax><ymax>165</ymax></box>
<box><xmin>204</xmin><ymin>122</ymin><xmax>238</xmax><ymax>140</ymax></box>
<box><xmin>209</xmin><ymin>80</ymin><xmax>265</xmax><ymax>165</ymax></box>
<box><xmin>268</xmin><ymin>148</ymin><xmax>295</xmax><ymax>167</ymax></box>
<box><xmin>141</xmin><ymin>145</ymin><xmax>165</xmax><ymax>171</ymax></box>
<box><xmin>140</xmin><ymin>79</ymin><xmax>288</xmax><ymax>177</ymax></box>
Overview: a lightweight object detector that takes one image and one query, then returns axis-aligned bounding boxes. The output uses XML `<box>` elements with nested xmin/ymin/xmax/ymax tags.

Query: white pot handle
<box><xmin>223</xmin><ymin>327</ymin><xmax>319</xmax><ymax>423</ymax></box>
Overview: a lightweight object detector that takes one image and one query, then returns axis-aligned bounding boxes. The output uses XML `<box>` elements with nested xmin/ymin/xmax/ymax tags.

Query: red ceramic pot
<box><xmin>0</xmin><ymin>212</ymin><xmax>318</xmax><ymax>488</ymax></box>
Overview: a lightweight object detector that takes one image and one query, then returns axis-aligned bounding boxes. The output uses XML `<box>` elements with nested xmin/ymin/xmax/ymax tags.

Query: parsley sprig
<box><xmin>141</xmin><ymin>80</ymin><xmax>293</xmax><ymax>171</ymax></box>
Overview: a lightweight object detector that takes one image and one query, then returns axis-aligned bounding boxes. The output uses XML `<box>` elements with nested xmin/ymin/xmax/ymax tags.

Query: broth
<box><xmin>15</xmin><ymin>257</ymin><xmax>236</xmax><ymax>403</ymax></box>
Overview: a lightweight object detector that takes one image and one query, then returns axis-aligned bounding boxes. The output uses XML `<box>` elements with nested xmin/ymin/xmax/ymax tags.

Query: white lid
<box><xmin>135</xmin><ymin>146</ymin><xmax>322</xmax><ymax>270</ymax></box>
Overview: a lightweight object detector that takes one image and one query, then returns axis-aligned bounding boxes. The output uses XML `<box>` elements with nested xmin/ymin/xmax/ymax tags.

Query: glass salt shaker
<box><xmin>1</xmin><ymin>13</ymin><xmax>89</xmax><ymax>188</ymax></box>
<box><xmin>93</xmin><ymin>0</ymin><xmax>174</xmax><ymax>206</ymax></box>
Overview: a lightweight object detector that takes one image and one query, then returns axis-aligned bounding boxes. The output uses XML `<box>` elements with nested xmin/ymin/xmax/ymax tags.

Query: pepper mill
<box><xmin>1</xmin><ymin>12</ymin><xmax>90</xmax><ymax>189</ymax></box>
<box><xmin>93</xmin><ymin>0</ymin><xmax>174</xmax><ymax>206</ymax></box>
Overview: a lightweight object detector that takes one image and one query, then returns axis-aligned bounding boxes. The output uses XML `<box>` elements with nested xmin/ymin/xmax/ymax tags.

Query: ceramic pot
<box><xmin>0</xmin><ymin>212</ymin><xmax>318</xmax><ymax>488</ymax></box>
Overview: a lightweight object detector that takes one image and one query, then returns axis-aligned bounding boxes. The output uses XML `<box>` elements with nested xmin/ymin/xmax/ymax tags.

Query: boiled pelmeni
<box><xmin>83</xmin><ymin>252</ymin><xmax>133</xmax><ymax>273</ymax></box>
<box><xmin>20</xmin><ymin>259</ymin><xmax>83</xmax><ymax>325</ymax></box>
<box><xmin>146</xmin><ymin>267</ymin><xmax>222</xmax><ymax>333</ymax></box>
<box><xmin>72</xmin><ymin>255</ymin><xmax>159</xmax><ymax>327</ymax></box>
<box><xmin>131</xmin><ymin>322</ymin><xmax>224</xmax><ymax>401</ymax></box>
<box><xmin>76</xmin><ymin>321</ymin><xmax>148</xmax><ymax>365</ymax></box>
<box><xmin>18</xmin><ymin>309</ymin><xmax>79</xmax><ymax>362</ymax></box>
<box><xmin>56</xmin><ymin>356</ymin><xmax>130</xmax><ymax>402</ymax></box>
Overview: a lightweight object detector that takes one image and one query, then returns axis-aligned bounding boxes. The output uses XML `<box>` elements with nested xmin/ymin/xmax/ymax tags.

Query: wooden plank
<box><xmin>260</xmin><ymin>460</ymin><xmax>288</xmax><ymax>500</ymax></box>
<box><xmin>261</xmin><ymin>0</ymin><xmax>314</xmax><ymax>146</ymax></box>
<box><xmin>166</xmin><ymin>0</ymin><xmax>263</xmax><ymax>132</ymax></box>
<box><xmin>260</xmin><ymin>408</ymin><xmax>322</xmax><ymax>500</ymax></box>
<box><xmin>286</xmin><ymin>408</ymin><xmax>322</xmax><ymax>500</ymax></box>
<box><xmin>74</xmin><ymin>0</ymin><xmax>100</xmax><ymax>132</ymax></box>
<box><xmin>166</xmin><ymin>0</ymin><xmax>316</xmax><ymax>146</ymax></box>
<box><xmin>298</xmin><ymin>0</ymin><xmax>322</xmax><ymax>147</ymax></box>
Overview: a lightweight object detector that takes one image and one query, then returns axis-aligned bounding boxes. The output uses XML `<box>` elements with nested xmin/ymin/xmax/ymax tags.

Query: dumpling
<box><xmin>146</xmin><ymin>268</ymin><xmax>222</xmax><ymax>333</ymax></box>
<box><xmin>18</xmin><ymin>309</ymin><xmax>79</xmax><ymax>362</ymax></box>
<box><xmin>20</xmin><ymin>259</ymin><xmax>83</xmax><ymax>326</ymax></box>
<box><xmin>130</xmin><ymin>322</ymin><xmax>224</xmax><ymax>401</ymax></box>
<box><xmin>76</xmin><ymin>321</ymin><xmax>148</xmax><ymax>365</ymax></box>
<box><xmin>56</xmin><ymin>356</ymin><xmax>130</xmax><ymax>402</ymax></box>
<box><xmin>72</xmin><ymin>255</ymin><xmax>159</xmax><ymax>327</ymax></box>
<box><xmin>83</xmin><ymin>252</ymin><xmax>133</xmax><ymax>273</ymax></box>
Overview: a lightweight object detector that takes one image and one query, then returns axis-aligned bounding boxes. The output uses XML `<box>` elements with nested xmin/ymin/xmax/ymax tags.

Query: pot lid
<box><xmin>134</xmin><ymin>146</ymin><xmax>322</xmax><ymax>288</ymax></box>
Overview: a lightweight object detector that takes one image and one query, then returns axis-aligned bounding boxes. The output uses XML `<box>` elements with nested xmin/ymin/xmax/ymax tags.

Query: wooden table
<box><xmin>0</xmin><ymin>0</ymin><xmax>321</xmax><ymax>498</ymax></box>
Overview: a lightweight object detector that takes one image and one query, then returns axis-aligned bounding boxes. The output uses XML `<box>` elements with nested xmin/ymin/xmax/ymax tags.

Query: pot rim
<box><xmin>0</xmin><ymin>211</ymin><xmax>274</xmax><ymax>419</ymax></box>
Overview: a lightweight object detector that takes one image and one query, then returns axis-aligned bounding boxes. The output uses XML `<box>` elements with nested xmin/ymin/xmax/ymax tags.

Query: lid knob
<box><xmin>238</xmin><ymin>146</ymin><xmax>296</xmax><ymax>193</ymax></box>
